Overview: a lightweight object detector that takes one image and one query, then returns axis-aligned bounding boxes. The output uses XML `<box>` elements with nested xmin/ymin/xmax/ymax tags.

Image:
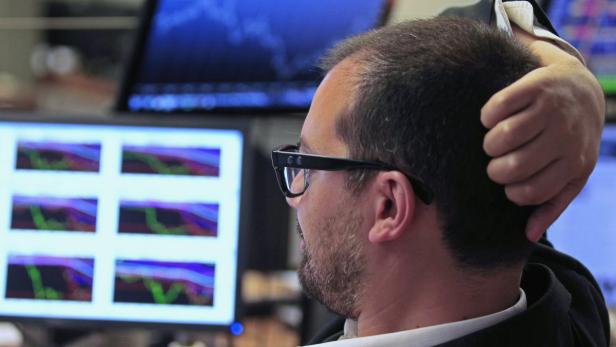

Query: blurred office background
<box><xmin>0</xmin><ymin>0</ymin><xmax>614</xmax><ymax>346</ymax></box>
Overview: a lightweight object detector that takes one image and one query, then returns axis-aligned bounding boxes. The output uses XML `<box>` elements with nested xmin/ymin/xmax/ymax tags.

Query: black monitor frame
<box><xmin>0</xmin><ymin>112</ymin><xmax>253</xmax><ymax>332</ymax></box>
<box><xmin>114</xmin><ymin>0</ymin><xmax>392</xmax><ymax>115</ymax></box>
<box><xmin>115</xmin><ymin>0</ymin><xmax>157</xmax><ymax>114</ymax></box>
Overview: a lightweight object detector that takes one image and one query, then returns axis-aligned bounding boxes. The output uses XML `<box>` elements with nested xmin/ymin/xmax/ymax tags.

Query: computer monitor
<box><xmin>549</xmin><ymin>123</ymin><xmax>616</xmax><ymax>307</ymax></box>
<box><xmin>0</xmin><ymin>113</ymin><xmax>250</xmax><ymax>329</ymax></box>
<box><xmin>115</xmin><ymin>0</ymin><xmax>389</xmax><ymax>114</ymax></box>
<box><xmin>547</xmin><ymin>0</ymin><xmax>616</xmax><ymax>94</ymax></box>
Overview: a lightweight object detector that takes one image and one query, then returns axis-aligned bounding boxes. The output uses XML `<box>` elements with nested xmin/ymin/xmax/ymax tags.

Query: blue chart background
<box><xmin>136</xmin><ymin>0</ymin><xmax>384</xmax><ymax>84</ymax></box>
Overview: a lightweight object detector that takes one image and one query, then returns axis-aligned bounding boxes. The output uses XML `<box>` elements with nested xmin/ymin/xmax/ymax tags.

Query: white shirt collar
<box><xmin>304</xmin><ymin>289</ymin><xmax>527</xmax><ymax>347</ymax></box>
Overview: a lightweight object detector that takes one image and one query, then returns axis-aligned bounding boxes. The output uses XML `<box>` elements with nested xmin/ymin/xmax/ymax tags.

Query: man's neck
<box><xmin>356</xmin><ymin>245</ymin><xmax>523</xmax><ymax>337</ymax></box>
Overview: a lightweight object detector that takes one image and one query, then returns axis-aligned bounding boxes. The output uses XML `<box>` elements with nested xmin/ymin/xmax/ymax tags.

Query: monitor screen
<box><xmin>117</xmin><ymin>0</ymin><xmax>387</xmax><ymax>113</ymax></box>
<box><xmin>549</xmin><ymin>123</ymin><xmax>616</xmax><ymax>307</ymax></box>
<box><xmin>547</xmin><ymin>0</ymin><xmax>616</xmax><ymax>94</ymax></box>
<box><xmin>0</xmin><ymin>115</ymin><xmax>247</xmax><ymax>328</ymax></box>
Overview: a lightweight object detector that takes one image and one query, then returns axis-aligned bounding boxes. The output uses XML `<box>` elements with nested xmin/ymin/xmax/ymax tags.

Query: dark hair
<box><xmin>320</xmin><ymin>18</ymin><xmax>540</xmax><ymax>269</ymax></box>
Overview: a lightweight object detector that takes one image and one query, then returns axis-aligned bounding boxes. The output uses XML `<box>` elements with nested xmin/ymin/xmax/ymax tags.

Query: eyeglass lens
<box><xmin>284</xmin><ymin>167</ymin><xmax>307</xmax><ymax>195</ymax></box>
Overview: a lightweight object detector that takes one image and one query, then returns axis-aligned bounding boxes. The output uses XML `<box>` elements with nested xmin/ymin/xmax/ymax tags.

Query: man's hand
<box><xmin>481</xmin><ymin>29</ymin><xmax>605</xmax><ymax>242</ymax></box>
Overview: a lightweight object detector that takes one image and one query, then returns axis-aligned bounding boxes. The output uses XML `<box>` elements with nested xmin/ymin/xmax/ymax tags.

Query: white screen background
<box><xmin>550</xmin><ymin>125</ymin><xmax>616</xmax><ymax>307</ymax></box>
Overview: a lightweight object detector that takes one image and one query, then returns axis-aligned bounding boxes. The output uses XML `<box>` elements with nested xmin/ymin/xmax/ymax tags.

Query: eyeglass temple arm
<box><xmin>272</xmin><ymin>151</ymin><xmax>386</xmax><ymax>170</ymax></box>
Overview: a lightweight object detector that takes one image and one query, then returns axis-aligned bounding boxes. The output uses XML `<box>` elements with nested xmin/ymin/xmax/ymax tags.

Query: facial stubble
<box><xmin>297</xmin><ymin>209</ymin><xmax>365</xmax><ymax>319</ymax></box>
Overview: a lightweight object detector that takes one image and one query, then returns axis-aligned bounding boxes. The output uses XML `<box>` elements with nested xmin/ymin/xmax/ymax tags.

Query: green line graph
<box><xmin>119</xmin><ymin>275</ymin><xmax>186</xmax><ymax>305</ymax></box>
<box><xmin>119</xmin><ymin>202</ymin><xmax>218</xmax><ymax>237</ymax></box>
<box><xmin>114</xmin><ymin>260</ymin><xmax>214</xmax><ymax>306</ymax></box>
<box><xmin>143</xmin><ymin>208</ymin><xmax>187</xmax><ymax>235</ymax></box>
<box><xmin>26</xmin><ymin>265</ymin><xmax>63</xmax><ymax>300</ymax></box>
<box><xmin>29</xmin><ymin>205</ymin><xmax>66</xmax><ymax>231</ymax></box>
<box><xmin>123</xmin><ymin>152</ymin><xmax>189</xmax><ymax>175</ymax></box>
<box><xmin>12</xmin><ymin>197</ymin><xmax>97</xmax><ymax>233</ymax></box>
<box><xmin>145</xmin><ymin>279</ymin><xmax>185</xmax><ymax>304</ymax></box>
<box><xmin>23</xmin><ymin>149</ymin><xmax>71</xmax><ymax>170</ymax></box>
<box><xmin>6</xmin><ymin>256</ymin><xmax>94</xmax><ymax>302</ymax></box>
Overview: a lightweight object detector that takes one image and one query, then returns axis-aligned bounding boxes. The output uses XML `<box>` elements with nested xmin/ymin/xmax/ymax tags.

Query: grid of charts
<box><xmin>0</xmin><ymin>122</ymin><xmax>243</xmax><ymax>325</ymax></box>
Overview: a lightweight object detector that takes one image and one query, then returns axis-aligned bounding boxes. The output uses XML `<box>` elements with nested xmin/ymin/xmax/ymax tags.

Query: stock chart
<box><xmin>11</xmin><ymin>196</ymin><xmax>98</xmax><ymax>233</ymax></box>
<box><xmin>5</xmin><ymin>255</ymin><xmax>94</xmax><ymax>302</ymax></box>
<box><xmin>113</xmin><ymin>259</ymin><xmax>215</xmax><ymax>306</ymax></box>
<box><xmin>118</xmin><ymin>201</ymin><xmax>219</xmax><ymax>237</ymax></box>
<box><xmin>121</xmin><ymin>145</ymin><xmax>221</xmax><ymax>176</ymax></box>
<box><xmin>16</xmin><ymin>141</ymin><xmax>101</xmax><ymax>172</ymax></box>
<box><xmin>128</xmin><ymin>0</ymin><xmax>385</xmax><ymax>111</ymax></box>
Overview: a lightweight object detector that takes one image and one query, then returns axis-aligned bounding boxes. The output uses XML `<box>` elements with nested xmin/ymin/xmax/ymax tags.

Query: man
<box><xmin>271</xmin><ymin>18</ymin><xmax>609</xmax><ymax>346</ymax></box>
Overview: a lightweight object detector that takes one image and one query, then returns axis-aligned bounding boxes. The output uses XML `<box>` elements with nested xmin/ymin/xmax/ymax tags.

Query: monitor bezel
<box><xmin>0</xmin><ymin>112</ymin><xmax>253</xmax><ymax>332</ymax></box>
<box><xmin>113</xmin><ymin>0</ymin><xmax>392</xmax><ymax>115</ymax></box>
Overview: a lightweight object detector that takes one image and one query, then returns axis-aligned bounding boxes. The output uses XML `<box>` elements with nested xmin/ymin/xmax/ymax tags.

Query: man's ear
<box><xmin>367</xmin><ymin>171</ymin><xmax>416</xmax><ymax>244</ymax></box>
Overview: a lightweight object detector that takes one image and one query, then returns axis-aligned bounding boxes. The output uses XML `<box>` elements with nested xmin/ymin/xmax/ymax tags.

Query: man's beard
<box><xmin>297</xmin><ymin>209</ymin><xmax>365</xmax><ymax>318</ymax></box>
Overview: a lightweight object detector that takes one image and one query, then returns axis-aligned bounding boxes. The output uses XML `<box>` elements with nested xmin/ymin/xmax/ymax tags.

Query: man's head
<box><xmin>275</xmin><ymin>17</ymin><xmax>540</xmax><ymax>317</ymax></box>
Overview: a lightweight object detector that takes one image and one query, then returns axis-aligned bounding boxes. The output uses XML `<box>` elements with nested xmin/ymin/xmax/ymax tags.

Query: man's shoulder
<box><xmin>437</xmin><ymin>243</ymin><xmax>610</xmax><ymax>346</ymax></box>
<box><xmin>526</xmin><ymin>243</ymin><xmax>610</xmax><ymax>345</ymax></box>
<box><xmin>305</xmin><ymin>316</ymin><xmax>345</xmax><ymax>345</ymax></box>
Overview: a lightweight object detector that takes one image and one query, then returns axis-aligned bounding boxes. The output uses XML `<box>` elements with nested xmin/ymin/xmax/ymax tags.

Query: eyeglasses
<box><xmin>270</xmin><ymin>144</ymin><xmax>433</xmax><ymax>204</ymax></box>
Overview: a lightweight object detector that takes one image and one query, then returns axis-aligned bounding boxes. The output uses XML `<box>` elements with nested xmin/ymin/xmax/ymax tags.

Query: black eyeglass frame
<box><xmin>271</xmin><ymin>144</ymin><xmax>433</xmax><ymax>204</ymax></box>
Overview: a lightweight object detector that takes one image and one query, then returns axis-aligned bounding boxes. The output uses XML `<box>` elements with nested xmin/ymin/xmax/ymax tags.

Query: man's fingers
<box><xmin>504</xmin><ymin>158</ymin><xmax>570</xmax><ymax>206</ymax></box>
<box><xmin>525</xmin><ymin>181</ymin><xmax>585</xmax><ymax>242</ymax></box>
<box><xmin>483</xmin><ymin>102</ymin><xmax>547</xmax><ymax>157</ymax></box>
<box><xmin>481</xmin><ymin>68</ymin><xmax>546</xmax><ymax>128</ymax></box>
<box><xmin>487</xmin><ymin>129</ymin><xmax>562</xmax><ymax>185</ymax></box>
